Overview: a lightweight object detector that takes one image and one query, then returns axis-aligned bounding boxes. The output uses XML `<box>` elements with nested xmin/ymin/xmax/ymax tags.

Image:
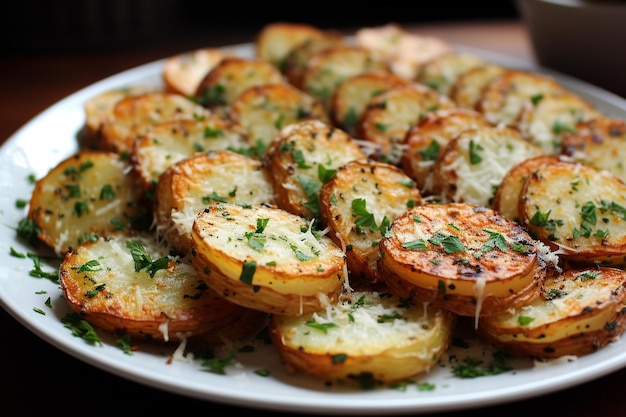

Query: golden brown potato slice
<box><xmin>230</xmin><ymin>83</ymin><xmax>330</xmax><ymax>153</ymax></box>
<box><xmin>269</xmin><ymin>289</ymin><xmax>455</xmax><ymax>384</ymax></box>
<box><xmin>561</xmin><ymin>116</ymin><xmax>626</xmax><ymax>183</ymax></box>
<box><xmin>191</xmin><ymin>202</ymin><xmax>347</xmax><ymax>316</ymax></box>
<box><xmin>131</xmin><ymin>114</ymin><xmax>250</xmax><ymax>191</ymax></box>
<box><xmin>82</xmin><ymin>84</ymin><xmax>162</xmax><ymax>148</ymax></box>
<box><xmin>281</xmin><ymin>35</ymin><xmax>347</xmax><ymax>89</ymax></box>
<box><xmin>400</xmin><ymin>108</ymin><xmax>492</xmax><ymax>194</ymax></box>
<box><xmin>476</xmin><ymin>69</ymin><xmax>566</xmax><ymax>126</ymax></box>
<box><xmin>518</xmin><ymin>160</ymin><xmax>626</xmax><ymax>266</ymax></box>
<box><xmin>28</xmin><ymin>150</ymin><xmax>146</xmax><ymax>256</ymax></box>
<box><xmin>154</xmin><ymin>150</ymin><xmax>276</xmax><ymax>255</ymax></box>
<box><xmin>99</xmin><ymin>92</ymin><xmax>211</xmax><ymax>155</ymax></box>
<box><xmin>330</xmin><ymin>70</ymin><xmax>411</xmax><ymax>136</ymax></box>
<box><xmin>254</xmin><ymin>22</ymin><xmax>328</xmax><ymax>67</ymax></box>
<box><xmin>378</xmin><ymin>203</ymin><xmax>547</xmax><ymax>317</ymax></box>
<box><xmin>432</xmin><ymin>126</ymin><xmax>542</xmax><ymax>207</ymax></box>
<box><xmin>356</xmin><ymin>84</ymin><xmax>456</xmax><ymax>165</ymax></box>
<box><xmin>515</xmin><ymin>90</ymin><xmax>603</xmax><ymax>155</ymax></box>
<box><xmin>59</xmin><ymin>231</ymin><xmax>267</xmax><ymax>343</ymax></box>
<box><xmin>449</xmin><ymin>63</ymin><xmax>505</xmax><ymax>110</ymax></box>
<box><xmin>263</xmin><ymin>119</ymin><xmax>367</xmax><ymax>221</ymax></box>
<box><xmin>491</xmin><ymin>154</ymin><xmax>561</xmax><ymax>222</ymax></box>
<box><xmin>300</xmin><ymin>44</ymin><xmax>388</xmax><ymax>111</ymax></box>
<box><xmin>416</xmin><ymin>52</ymin><xmax>484</xmax><ymax>96</ymax></box>
<box><xmin>163</xmin><ymin>47</ymin><xmax>225</xmax><ymax>97</ymax></box>
<box><xmin>193</xmin><ymin>56</ymin><xmax>286</xmax><ymax>109</ymax></box>
<box><xmin>319</xmin><ymin>159</ymin><xmax>422</xmax><ymax>290</ymax></box>
<box><xmin>477</xmin><ymin>266</ymin><xmax>626</xmax><ymax>359</ymax></box>
<box><xmin>355</xmin><ymin>23</ymin><xmax>453</xmax><ymax>80</ymax></box>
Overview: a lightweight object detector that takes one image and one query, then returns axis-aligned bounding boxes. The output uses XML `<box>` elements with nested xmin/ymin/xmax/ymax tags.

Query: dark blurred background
<box><xmin>1</xmin><ymin>0</ymin><xmax>520</xmax><ymax>53</ymax></box>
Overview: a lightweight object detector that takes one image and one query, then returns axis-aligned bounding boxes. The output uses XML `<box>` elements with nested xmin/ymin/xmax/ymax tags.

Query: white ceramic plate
<box><xmin>1</xmin><ymin>42</ymin><xmax>626</xmax><ymax>416</ymax></box>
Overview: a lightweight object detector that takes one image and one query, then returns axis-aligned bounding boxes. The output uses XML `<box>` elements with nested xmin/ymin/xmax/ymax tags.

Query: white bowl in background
<box><xmin>516</xmin><ymin>0</ymin><xmax>626</xmax><ymax>98</ymax></box>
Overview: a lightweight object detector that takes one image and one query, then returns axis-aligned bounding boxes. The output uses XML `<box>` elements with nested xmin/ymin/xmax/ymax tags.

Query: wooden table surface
<box><xmin>2</xmin><ymin>19</ymin><xmax>625</xmax><ymax>417</ymax></box>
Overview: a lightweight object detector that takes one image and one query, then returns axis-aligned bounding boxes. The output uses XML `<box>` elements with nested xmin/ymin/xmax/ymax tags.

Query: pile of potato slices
<box><xmin>25</xmin><ymin>22</ymin><xmax>626</xmax><ymax>385</ymax></box>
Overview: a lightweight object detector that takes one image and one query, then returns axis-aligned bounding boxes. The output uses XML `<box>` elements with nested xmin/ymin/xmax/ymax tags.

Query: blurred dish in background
<box><xmin>517</xmin><ymin>0</ymin><xmax>626</xmax><ymax>98</ymax></box>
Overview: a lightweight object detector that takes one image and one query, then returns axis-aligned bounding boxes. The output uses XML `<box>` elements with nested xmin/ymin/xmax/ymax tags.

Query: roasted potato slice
<box><xmin>191</xmin><ymin>202</ymin><xmax>347</xmax><ymax>316</ymax></box>
<box><xmin>355</xmin><ymin>23</ymin><xmax>453</xmax><ymax>80</ymax></box>
<box><xmin>319</xmin><ymin>159</ymin><xmax>422</xmax><ymax>289</ymax></box>
<box><xmin>281</xmin><ymin>34</ymin><xmax>347</xmax><ymax>89</ymax></box>
<box><xmin>491</xmin><ymin>154</ymin><xmax>561</xmax><ymax>222</ymax></box>
<box><xmin>269</xmin><ymin>289</ymin><xmax>455</xmax><ymax>383</ymax></box>
<box><xmin>99</xmin><ymin>92</ymin><xmax>211</xmax><ymax>155</ymax></box>
<box><xmin>400</xmin><ymin>108</ymin><xmax>492</xmax><ymax>194</ymax></box>
<box><xmin>300</xmin><ymin>44</ymin><xmax>388</xmax><ymax>111</ymax></box>
<box><xmin>356</xmin><ymin>84</ymin><xmax>456</xmax><ymax>165</ymax></box>
<box><xmin>131</xmin><ymin>114</ymin><xmax>250</xmax><ymax>191</ymax></box>
<box><xmin>163</xmin><ymin>47</ymin><xmax>225</xmax><ymax>97</ymax></box>
<box><xmin>432</xmin><ymin>126</ymin><xmax>542</xmax><ymax>207</ymax></box>
<box><xmin>477</xmin><ymin>266</ymin><xmax>626</xmax><ymax>359</ymax></box>
<box><xmin>378</xmin><ymin>203</ymin><xmax>547</xmax><ymax>317</ymax></box>
<box><xmin>476</xmin><ymin>69</ymin><xmax>566</xmax><ymax>126</ymax></box>
<box><xmin>82</xmin><ymin>84</ymin><xmax>162</xmax><ymax>148</ymax></box>
<box><xmin>59</xmin><ymin>231</ymin><xmax>267</xmax><ymax>342</ymax></box>
<box><xmin>330</xmin><ymin>70</ymin><xmax>411</xmax><ymax>136</ymax></box>
<box><xmin>154</xmin><ymin>150</ymin><xmax>276</xmax><ymax>255</ymax></box>
<box><xmin>416</xmin><ymin>52</ymin><xmax>484</xmax><ymax>96</ymax></box>
<box><xmin>515</xmin><ymin>90</ymin><xmax>603</xmax><ymax>155</ymax></box>
<box><xmin>230</xmin><ymin>83</ymin><xmax>329</xmax><ymax>153</ymax></box>
<box><xmin>449</xmin><ymin>63</ymin><xmax>505</xmax><ymax>110</ymax></box>
<box><xmin>28</xmin><ymin>150</ymin><xmax>146</xmax><ymax>256</ymax></box>
<box><xmin>254</xmin><ymin>22</ymin><xmax>328</xmax><ymax>67</ymax></box>
<box><xmin>518</xmin><ymin>160</ymin><xmax>626</xmax><ymax>266</ymax></box>
<box><xmin>193</xmin><ymin>56</ymin><xmax>286</xmax><ymax>109</ymax></box>
<box><xmin>263</xmin><ymin>119</ymin><xmax>367</xmax><ymax>221</ymax></box>
<box><xmin>561</xmin><ymin>116</ymin><xmax>626</xmax><ymax>183</ymax></box>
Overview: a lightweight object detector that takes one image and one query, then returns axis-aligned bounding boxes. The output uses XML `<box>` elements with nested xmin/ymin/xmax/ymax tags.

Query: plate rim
<box><xmin>1</xmin><ymin>40</ymin><xmax>626</xmax><ymax>416</ymax></box>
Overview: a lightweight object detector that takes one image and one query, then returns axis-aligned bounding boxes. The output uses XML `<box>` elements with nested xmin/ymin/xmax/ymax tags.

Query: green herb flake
<box><xmin>72</xmin><ymin>259</ymin><xmax>102</xmax><ymax>273</ymax></box>
<box><xmin>402</xmin><ymin>239</ymin><xmax>428</xmax><ymax>250</ymax></box>
<box><xmin>577</xmin><ymin>270</ymin><xmax>601</xmax><ymax>280</ymax></box>
<box><xmin>429</xmin><ymin>233</ymin><xmax>466</xmax><ymax>254</ymax></box>
<box><xmin>202</xmin><ymin>349</ymin><xmax>237</xmax><ymax>375</ymax></box>
<box><xmin>116</xmin><ymin>334</ymin><xmax>134</xmax><ymax>355</ymax></box>
<box><xmin>293</xmin><ymin>149</ymin><xmax>311</xmax><ymax>169</ymax></box>
<box><xmin>468</xmin><ymin>140</ymin><xmax>483</xmax><ymax>164</ymax></box>
<box><xmin>331</xmin><ymin>353</ymin><xmax>348</xmax><ymax>364</ymax></box>
<box><xmin>125</xmin><ymin>240</ymin><xmax>170</xmax><ymax>278</ymax></box>
<box><xmin>99</xmin><ymin>184</ymin><xmax>116</xmax><ymax>201</ymax></box>
<box><xmin>451</xmin><ymin>352</ymin><xmax>511</xmax><ymax>378</ymax></box>
<box><xmin>10</xmin><ymin>247</ymin><xmax>26</xmax><ymax>258</ymax></box>
<box><xmin>239</xmin><ymin>261</ymin><xmax>257</xmax><ymax>285</ymax></box>
<box><xmin>61</xmin><ymin>312</ymin><xmax>103</xmax><ymax>346</ymax></box>
<box><xmin>305</xmin><ymin>319</ymin><xmax>338</xmax><ymax>334</ymax></box>
<box><xmin>27</xmin><ymin>253</ymin><xmax>59</xmax><ymax>283</ymax></box>
<box><xmin>15</xmin><ymin>199</ymin><xmax>28</xmax><ymax>209</ymax></box>
<box><xmin>254</xmin><ymin>369</ymin><xmax>271</xmax><ymax>377</ymax></box>
<box><xmin>475</xmin><ymin>229</ymin><xmax>507</xmax><ymax>258</ymax></box>
<box><xmin>419</xmin><ymin>140</ymin><xmax>441</xmax><ymax>161</ymax></box>
<box><xmin>416</xmin><ymin>382</ymin><xmax>436</xmax><ymax>392</ymax></box>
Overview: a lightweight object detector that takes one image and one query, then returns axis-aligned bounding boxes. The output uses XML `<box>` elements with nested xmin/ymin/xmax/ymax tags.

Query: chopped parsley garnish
<box><xmin>451</xmin><ymin>351</ymin><xmax>511</xmax><ymax>378</ymax></box>
<box><xmin>239</xmin><ymin>260</ymin><xmax>257</xmax><ymax>285</ymax></box>
<box><xmin>125</xmin><ymin>240</ymin><xmax>169</xmax><ymax>278</ymax></box>
<box><xmin>61</xmin><ymin>312</ymin><xmax>102</xmax><ymax>346</ymax></box>
<box><xmin>468</xmin><ymin>140</ymin><xmax>483</xmax><ymax>164</ymax></box>
<box><xmin>305</xmin><ymin>319</ymin><xmax>338</xmax><ymax>334</ymax></box>
<box><xmin>202</xmin><ymin>349</ymin><xmax>237</xmax><ymax>375</ymax></box>
<box><xmin>428</xmin><ymin>232</ymin><xmax>466</xmax><ymax>254</ymax></box>
<box><xmin>475</xmin><ymin>229</ymin><xmax>507</xmax><ymax>258</ymax></box>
